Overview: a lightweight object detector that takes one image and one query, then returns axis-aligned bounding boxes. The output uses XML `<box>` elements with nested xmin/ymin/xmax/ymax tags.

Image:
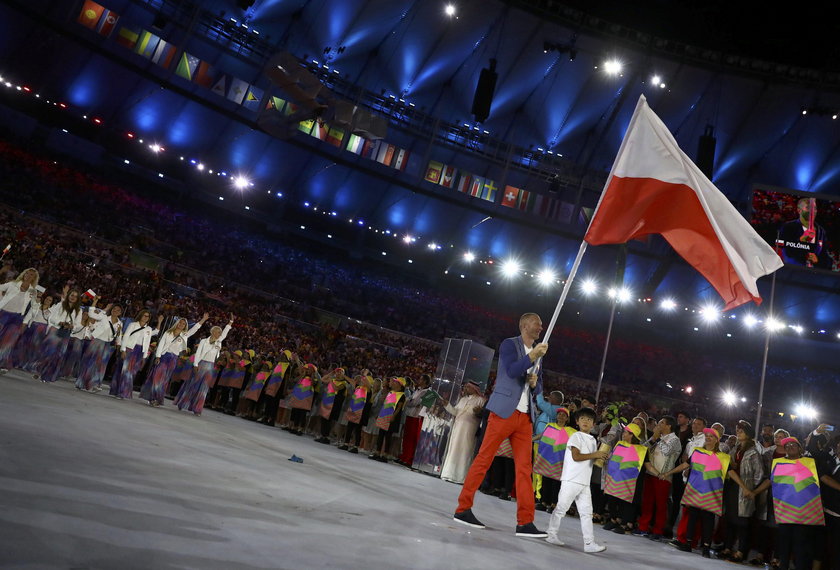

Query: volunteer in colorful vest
<box><xmin>534</xmin><ymin>390</ymin><xmax>565</xmax><ymax>440</ymax></box>
<box><xmin>210</xmin><ymin>350</ymin><xmax>239</xmax><ymax>410</ymax></box>
<box><xmin>533</xmin><ymin>406</ymin><xmax>574</xmax><ymax>512</ymax></box>
<box><xmin>603</xmin><ymin>419</ymin><xmax>647</xmax><ymax>535</ymax></box>
<box><xmin>110</xmin><ymin>310</ymin><xmax>162</xmax><ymax>399</ymax></box>
<box><xmin>15</xmin><ymin>292</ymin><xmax>52</xmax><ymax>372</ymax></box>
<box><xmin>0</xmin><ymin>267</ymin><xmax>38</xmax><ymax>372</ymax></box>
<box><xmin>241</xmin><ymin>360</ymin><xmax>272</xmax><ymax>420</ymax></box>
<box><xmin>339</xmin><ymin>372</ymin><xmax>373</xmax><ymax>453</ymax></box>
<box><xmin>398</xmin><ymin>373</ymin><xmax>431</xmax><ymax>467</ymax></box>
<box><xmin>286</xmin><ymin>362</ymin><xmax>318</xmax><ymax>435</ymax></box>
<box><xmin>174</xmin><ymin>315</ymin><xmax>234</xmax><ymax>416</ymax></box>
<box><xmin>39</xmin><ymin>288</ymin><xmax>84</xmax><ymax>383</ymax></box>
<box><xmin>315</xmin><ymin>367</ymin><xmax>350</xmax><ymax>444</ymax></box>
<box><xmin>257</xmin><ymin>350</ymin><xmax>293</xmax><ymax>426</ymax></box>
<box><xmin>545</xmin><ymin>406</ymin><xmax>610</xmax><ymax>553</ymax></box>
<box><xmin>361</xmin><ymin>377</ymin><xmax>386</xmax><ymax>452</ymax></box>
<box><xmin>140</xmin><ymin>313</ymin><xmax>207</xmax><ymax>407</ymax></box>
<box><xmin>662</xmin><ymin>427</ymin><xmax>728</xmax><ymax>558</ymax></box>
<box><xmin>751</xmin><ymin>436</ymin><xmax>825</xmax><ymax>570</ymax></box>
<box><xmin>453</xmin><ymin>312</ymin><xmax>549</xmax><ymax>538</ymax></box>
<box><xmin>369</xmin><ymin>376</ymin><xmax>407</xmax><ymax>462</ymax></box>
<box><xmin>719</xmin><ymin>420</ymin><xmax>766</xmax><ymax>563</ymax></box>
<box><xmin>668</xmin><ymin>416</ymin><xmax>708</xmax><ymax>549</ymax></box>
<box><xmin>225</xmin><ymin>348</ymin><xmax>255</xmax><ymax>415</ymax></box>
<box><xmin>75</xmin><ymin>304</ymin><xmax>123</xmax><ymax>392</ymax></box>
<box><xmin>633</xmin><ymin>415</ymin><xmax>681</xmax><ymax>540</ymax></box>
<box><xmin>439</xmin><ymin>381</ymin><xmax>487</xmax><ymax>484</ymax></box>
<box><xmin>816</xmin><ymin>434</ymin><xmax>840</xmax><ymax>569</ymax></box>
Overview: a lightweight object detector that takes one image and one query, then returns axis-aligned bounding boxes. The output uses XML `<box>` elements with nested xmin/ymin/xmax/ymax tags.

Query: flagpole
<box><xmin>754</xmin><ymin>271</ymin><xmax>777</xmax><ymax>432</ymax></box>
<box><xmin>595</xmin><ymin>297</ymin><xmax>617</xmax><ymax>406</ymax></box>
<box><xmin>543</xmin><ymin>240</ymin><xmax>588</xmax><ymax>341</ymax></box>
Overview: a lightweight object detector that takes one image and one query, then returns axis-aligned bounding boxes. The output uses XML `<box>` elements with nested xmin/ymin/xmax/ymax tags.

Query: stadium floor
<box><xmin>0</xmin><ymin>372</ymin><xmax>722</xmax><ymax>569</ymax></box>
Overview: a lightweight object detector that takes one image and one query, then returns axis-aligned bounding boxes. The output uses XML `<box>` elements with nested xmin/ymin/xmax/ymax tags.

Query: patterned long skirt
<box><xmin>75</xmin><ymin>339</ymin><xmax>114</xmax><ymax>391</ymax></box>
<box><xmin>13</xmin><ymin>321</ymin><xmax>47</xmax><ymax>371</ymax></box>
<box><xmin>174</xmin><ymin>361</ymin><xmax>215</xmax><ymax>414</ymax></box>
<box><xmin>0</xmin><ymin>310</ymin><xmax>25</xmax><ymax>369</ymax></box>
<box><xmin>139</xmin><ymin>353</ymin><xmax>177</xmax><ymax>405</ymax></box>
<box><xmin>37</xmin><ymin>330</ymin><xmax>70</xmax><ymax>383</ymax></box>
<box><xmin>110</xmin><ymin>345</ymin><xmax>144</xmax><ymax>399</ymax></box>
<box><xmin>59</xmin><ymin>338</ymin><xmax>85</xmax><ymax>378</ymax></box>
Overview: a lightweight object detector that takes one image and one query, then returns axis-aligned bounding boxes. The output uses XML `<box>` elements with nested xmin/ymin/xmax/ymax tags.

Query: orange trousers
<box><xmin>457</xmin><ymin>410</ymin><xmax>535</xmax><ymax>526</ymax></box>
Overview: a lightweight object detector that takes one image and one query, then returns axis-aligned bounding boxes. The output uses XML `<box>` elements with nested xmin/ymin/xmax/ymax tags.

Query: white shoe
<box><xmin>546</xmin><ymin>535</ymin><xmax>565</xmax><ymax>546</ymax></box>
<box><xmin>584</xmin><ymin>542</ymin><xmax>606</xmax><ymax>553</ymax></box>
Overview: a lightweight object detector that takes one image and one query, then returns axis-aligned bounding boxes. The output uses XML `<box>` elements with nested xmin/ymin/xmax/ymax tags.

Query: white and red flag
<box><xmin>584</xmin><ymin>95</ymin><xmax>783</xmax><ymax>310</ymax></box>
<box><xmin>82</xmin><ymin>289</ymin><xmax>97</xmax><ymax>300</ymax></box>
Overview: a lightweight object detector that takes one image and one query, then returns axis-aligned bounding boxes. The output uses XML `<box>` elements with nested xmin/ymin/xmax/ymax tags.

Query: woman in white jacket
<box><xmin>110</xmin><ymin>309</ymin><xmax>162</xmax><ymax>399</ymax></box>
<box><xmin>39</xmin><ymin>289</ymin><xmax>84</xmax><ymax>383</ymax></box>
<box><xmin>0</xmin><ymin>267</ymin><xmax>39</xmax><ymax>372</ymax></box>
<box><xmin>140</xmin><ymin>312</ymin><xmax>208</xmax><ymax>407</ymax></box>
<box><xmin>15</xmin><ymin>292</ymin><xmax>53</xmax><ymax>372</ymax></box>
<box><xmin>75</xmin><ymin>304</ymin><xmax>123</xmax><ymax>392</ymax></box>
<box><xmin>175</xmin><ymin>314</ymin><xmax>234</xmax><ymax>416</ymax></box>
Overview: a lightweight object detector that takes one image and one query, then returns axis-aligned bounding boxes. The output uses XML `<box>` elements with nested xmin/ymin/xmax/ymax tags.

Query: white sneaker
<box><xmin>584</xmin><ymin>542</ymin><xmax>606</xmax><ymax>553</ymax></box>
<box><xmin>545</xmin><ymin>535</ymin><xmax>565</xmax><ymax>546</ymax></box>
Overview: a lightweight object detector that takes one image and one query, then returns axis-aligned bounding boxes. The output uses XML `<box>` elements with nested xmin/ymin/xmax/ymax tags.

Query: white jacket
<box><xmin>24</xmin><ymin>305</ymin><xmax>51</xmax><ymax>327</ymax></box>
<box><xmin>0</xmin><ymin>280</ymin><xmax>37</xmax><ymax>315</ymax></box>
<box><xmin>120</xmin><ymin>322</ymin><xmax>160</xmax><ymax>358</ymax></box>
<box><xmin>155</xmin><ymin>322</ymin><xmax>202</xmax><ymax>358</ymax></box>
<box><xmin>193</xmin><ymin>324</ymin><xmax>231</xmax><ymax>365</ymax></box>
<box><xmin>48</xmin><ymin>305</ymin><xmax>85</xmax><ymax>333</ymax></box>
<box><xmin>87</xmin><ymin>308</ymin><xmax>123</xmax><ymax>344</ymax></box>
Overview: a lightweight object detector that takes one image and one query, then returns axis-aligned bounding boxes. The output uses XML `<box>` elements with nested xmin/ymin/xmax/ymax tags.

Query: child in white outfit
<box><xmin>545</xmin><ymin>407</ymin><xmax>609</xmax><ymax>553</ymax></box>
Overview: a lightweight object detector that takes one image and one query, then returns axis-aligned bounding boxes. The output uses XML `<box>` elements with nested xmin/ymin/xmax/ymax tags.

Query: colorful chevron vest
<box><xmin>345</xmin><ymin>385</ymin><xmax>369</xmax><ymax>424</ymax></box>
<box><xmin>244</xmin><ymin>371</ymin><xmax>269</xmax><ymax>402</ymax></box>
<box><xmin>289</xmin><ymin>375</ymin><xmax>314</xmax><ymax>410</ymax></box>
<box><xmin>681</xmin><ymin>448</ymin><xmax>730</xmax><ymax>516</ymax></box>
<box><xmin>533</xmin><ymin>424</ymin><xmax>578</xmax><ymax>480</ymax></box>
<box><xmin>319</xmin><ymin>380</ymin><xmax>346</xmax><ymax>419</ymax></box>
<box><xmin>771</xmin><ymin>457</ymin><xmax>825</xmax><ymax>526</ymax></box>
<box><xmin>264</xmin><ymin>362</ymin><xmax>289</xmax><ymax>398</ymax></box>
<box><xmin>375</xmin><ymin>391</ymin><xmax>404</xmax><ymax>430</ymax></box>
<box><xmin>604</xmin><ymin>441</ymin><xmax>649</xmax><ymax>503</ymax></box>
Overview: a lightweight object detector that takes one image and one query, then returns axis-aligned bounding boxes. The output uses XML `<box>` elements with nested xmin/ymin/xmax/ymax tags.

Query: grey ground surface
<box><xmin>0</xmin><ymin>372</ymin><xmax>723</xmax><ymax>569</ymax></box>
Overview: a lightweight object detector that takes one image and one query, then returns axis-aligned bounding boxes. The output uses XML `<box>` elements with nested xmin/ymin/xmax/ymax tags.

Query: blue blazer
<box><xmin>486</xmin><ymin>336</ymin><xmax>543</xmax><ymax>422</ymax></box>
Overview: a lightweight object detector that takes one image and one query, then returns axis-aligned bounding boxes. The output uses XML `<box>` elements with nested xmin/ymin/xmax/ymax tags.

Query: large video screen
<box><xmin>751</xmin><ymin>186</ymin><xmax>840</xmax><ymax>272</ymax></box>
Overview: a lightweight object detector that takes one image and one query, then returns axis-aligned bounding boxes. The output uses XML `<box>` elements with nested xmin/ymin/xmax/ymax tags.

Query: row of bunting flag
<box><xmin>425</xmin><ymin>160</ymin><xmax>574</xmax><ymax>221</ymax></box>
<box><xmin>78</xmin><ymin>1</ymin><xmax>414</xmax><ymax>174</ymax></box>
<box><xmin>78</xmin><ymin>0</ymin><xmax>573</xmax><ymax>222</ymax></box>
<box><xmin>264</xmin><ymin>96</ymin><xmax>411</xmax><ymax>170</ymax></box>
<box><xmin>78</xmin><ymin>1</ymin><xmax>263</xmax><ymax>108</ymax></box>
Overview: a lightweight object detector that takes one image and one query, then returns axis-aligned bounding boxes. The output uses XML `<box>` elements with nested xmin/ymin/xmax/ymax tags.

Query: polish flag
<box><xmin>82</xmin><ymin>289</ymin><xmax>97</xmax><ymax>300</ymax></box>
<box><xmin>584</xmin><ymin>95</ymin><xmax>783</xmax><ymax>310</ymax></box>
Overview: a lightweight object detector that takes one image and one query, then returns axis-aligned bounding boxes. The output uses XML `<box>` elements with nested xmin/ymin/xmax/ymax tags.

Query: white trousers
<box><xmin>546</xmin><ymin>481</ymin><xmax>594</xmax><ymax>544</ymax></box>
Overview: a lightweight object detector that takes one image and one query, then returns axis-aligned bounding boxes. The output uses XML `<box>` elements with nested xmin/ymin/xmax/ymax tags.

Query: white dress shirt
<box><xmin>0</xmin><ymin>281</ymin><xmax>37</xmax><ymax>315</ymax></box>
<box><xmin>120</xmin><ymin>321</ymin><xmax>160</xmax><ymax>358</ymax></box>
<box><xmin>155</xmin><ymin>322</ymin><xmax>202</xmax><ymax>358</ymax></box>
<box><xmin>194</xmin><ymin>324</ymin><xmax>231</xmax><ymax>365</ymax></box>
